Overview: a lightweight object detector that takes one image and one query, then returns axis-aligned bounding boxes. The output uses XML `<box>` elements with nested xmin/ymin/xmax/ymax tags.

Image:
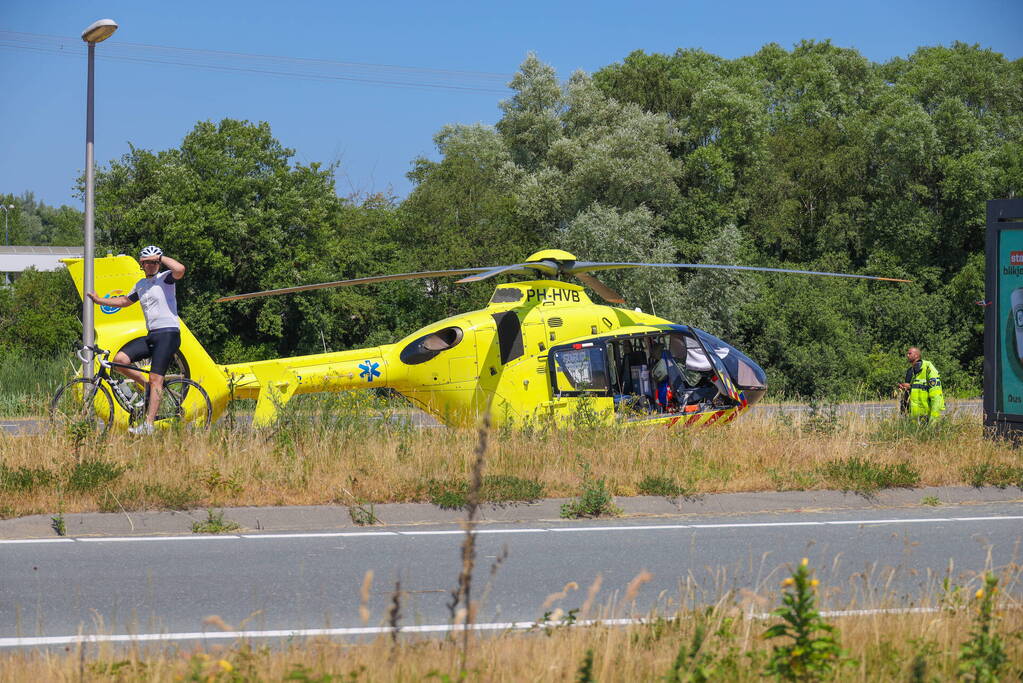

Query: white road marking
<box><xmin>2</xmin><ymin>514</ymin><xmax>1021</xmax><ymax>545</ymax></box>
<box><xmin>76</xmin><ymin>535</ymin><xmax>241</xmax><ymax>543</ymax></box>
<box><xmin>239</xmin><ymin>532</ymin><xmax>397</xmax><ymax>539</ymax></box>
<box><xmin>0</xmin><ymin>608</ymin><xmax>945</xmax><ymax>649</ymax></box>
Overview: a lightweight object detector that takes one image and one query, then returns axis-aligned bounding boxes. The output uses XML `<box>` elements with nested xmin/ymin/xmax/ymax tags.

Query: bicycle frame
<box><xmin>71</xmin><ymin>344</ymin><xmax>212</xmax><ymax>430</ymax></box>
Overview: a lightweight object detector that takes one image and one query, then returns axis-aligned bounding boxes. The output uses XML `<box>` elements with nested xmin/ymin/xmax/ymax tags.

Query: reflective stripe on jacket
<box><xmin>908</xmin><ymin>360</ymin><xmax>945</xmax><ymax>419</ymax></box>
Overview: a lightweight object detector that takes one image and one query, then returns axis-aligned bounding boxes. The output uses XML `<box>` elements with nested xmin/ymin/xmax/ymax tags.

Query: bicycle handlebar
<box><xmin>76</xmin><ymin>344</ymin><xmax>111</xmax><ymax>364</ymax></box>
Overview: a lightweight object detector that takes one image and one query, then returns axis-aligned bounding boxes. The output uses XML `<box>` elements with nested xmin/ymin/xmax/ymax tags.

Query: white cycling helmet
<box><xmin>140</xmin><ymin>245</ymin><xmax>163</xmax><ymax>259</ymax></box>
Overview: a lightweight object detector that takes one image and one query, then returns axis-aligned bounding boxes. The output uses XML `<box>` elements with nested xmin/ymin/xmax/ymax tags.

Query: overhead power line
<box><xmin>0</xmin><ymin>31</ymin><xmax>513</xmax><ymax>94</ymax></box>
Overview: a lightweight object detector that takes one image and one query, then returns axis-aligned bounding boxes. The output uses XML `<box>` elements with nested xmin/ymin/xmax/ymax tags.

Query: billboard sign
<box><xmin>985</xmin><ymin>199</ymin><xmax>1023</xmax><ymax>436</ymax></box>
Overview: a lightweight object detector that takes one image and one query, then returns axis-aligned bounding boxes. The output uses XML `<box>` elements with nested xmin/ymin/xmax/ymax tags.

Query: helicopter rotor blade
<box><xmin>566</xmin><ymin>262</ymin><xmax>911</xmax><ymax>283</ymax></box>
<box><xmin>215</xmin><ymin>268</ymin><xmax>492</xmax><ymax>303</ymax></box>
<box><xmin>573</xmin><ymin>272</ymin><xmax>625</xmax><ymax>303</ymax></box>
<box><xmin>455</xmin><ymin>260</ymin><xmax>559</xmax><ymax>283</ymax></box>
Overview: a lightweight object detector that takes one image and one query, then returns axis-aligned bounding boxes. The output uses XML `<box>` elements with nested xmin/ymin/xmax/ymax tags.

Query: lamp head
<box><xmin>82</xmin><ymin>19</ymin><xmax>118</xmax><ymax>43</ymax></box>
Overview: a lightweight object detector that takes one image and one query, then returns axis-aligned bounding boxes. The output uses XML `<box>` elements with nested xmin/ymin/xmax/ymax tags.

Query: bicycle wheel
<box><xmin>50</xmin><ymin>378</ymin><xmax>115</xmax><ymax>436</ymax></box>
<box><xmin>155</xmin><ymin>378</ymin><xmax>212</xmax><ymax>430</ymax></box>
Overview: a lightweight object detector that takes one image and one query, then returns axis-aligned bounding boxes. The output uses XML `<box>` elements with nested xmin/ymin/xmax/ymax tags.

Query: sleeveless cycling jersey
<box><xmin>128</xmin><ymin>270</ymin><xmax>180</xmax><ymax>331</ymax></box>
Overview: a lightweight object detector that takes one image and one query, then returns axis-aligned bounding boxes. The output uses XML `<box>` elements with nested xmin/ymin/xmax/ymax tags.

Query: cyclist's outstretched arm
<box><xmin>86</xmin><ymin>291</ymin><xmax>136</xmax><ymax>307</ymax></box>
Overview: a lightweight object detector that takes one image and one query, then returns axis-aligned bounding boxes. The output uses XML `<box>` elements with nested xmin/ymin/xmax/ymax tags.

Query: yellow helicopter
<box><xmin>66</xmin><ymin>249</ymin><xmax>908</xmax><ymax>430</ymax></box>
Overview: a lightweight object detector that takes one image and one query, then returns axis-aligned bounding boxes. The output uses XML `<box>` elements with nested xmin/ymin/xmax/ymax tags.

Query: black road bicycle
<box><xmin>50</xmin><ymin>344</ymin><xmax>212</xmax><ymax>434</ymax></box>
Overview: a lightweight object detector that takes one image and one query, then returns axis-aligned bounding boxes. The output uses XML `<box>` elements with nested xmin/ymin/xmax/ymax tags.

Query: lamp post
<box><xmin>81</xmin><ymin>18</ymin><xmax>117</xmax><ymax>379</ymax></box>
<box><xmin>1</xmin><ymin>203</ymin><xmax>13</xmax><ymax>285</ymax></box>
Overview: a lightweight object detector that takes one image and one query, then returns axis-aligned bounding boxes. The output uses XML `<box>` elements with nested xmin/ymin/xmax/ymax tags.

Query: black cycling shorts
<box><xmin>120</xmin><ymin>328</ymin><xmax>181</xmax><ymax>376</ymax></box>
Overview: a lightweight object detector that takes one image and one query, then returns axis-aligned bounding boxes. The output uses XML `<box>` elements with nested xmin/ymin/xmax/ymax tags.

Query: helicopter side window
<box><xmin>399</xmin><ymin>326</ymin><xmax>464</xmax><ymax>365</ymax></box>
<box><xmin>550</xmin><ymin>344</ymin><xmax>609</xmax><ymax>395</ymax></box>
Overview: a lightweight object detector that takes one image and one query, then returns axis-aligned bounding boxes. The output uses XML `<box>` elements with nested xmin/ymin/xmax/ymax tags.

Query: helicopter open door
<box><xmin>682</xmin><ymin>327</ymin><xmax>746</xmax><ymax>406</ymax></box>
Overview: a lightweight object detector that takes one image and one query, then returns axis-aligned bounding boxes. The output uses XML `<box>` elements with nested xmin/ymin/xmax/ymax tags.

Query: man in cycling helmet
<box><xmin>86</xmin><ymin>246</ymin><xmax>186</xmax><ymax>435</ymax></box>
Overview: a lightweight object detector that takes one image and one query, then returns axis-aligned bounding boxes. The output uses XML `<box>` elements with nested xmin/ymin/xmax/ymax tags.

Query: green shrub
<box><xmin>962</xmin><ymin>462</ymin><xmax>1023</xmax><ymax>489</ymax></box>
<box><xmin>427</xmin><ymin>475</ymin><xmax>546</xmax><ymax>509</ymax></box>
<box><xmin>637</xmin><ymin>475</ymin><xmax>694</xmax><ymax>499</ymax></box>
<box><xmin>819</xmin><ymin>457</ymin><xmax>919</xmax><ymax>495</ymax></box>
<box><xmin>763</xmin><ymin>558</ymin><xmax>852</xmax><ymax>680</ymax></box>
<box><xmin>191</xmin><ymin>508</ymin><xmax>240</xmax><ymax>534</ymax></box>
<box><xmin>870</xmin><ymin>415</ymin><xmax>970</xmax><ymax>443</ymax></box>
<box><xmin>0</xmin><ymin>464</ymin><xmax>56</xmax><ymax>492</ymax></box>
<box><xmin>66</xmin><ymin>459</ymin><xmax>125</xmax><ymax>493</ymax></box>
<box><xmin>561</xmin><ymin>459</ymin><xmax>620</xmax><ymax>518</ymax></box>
<box><xmin>144</xmin><ymin>483</ymin><xmax>201</xmax><ymax>510</ymax></box>
<box><xmin>958</xmin><ymin>573</ymin><xmax>1007</xmax><ymax>681</ymax></box>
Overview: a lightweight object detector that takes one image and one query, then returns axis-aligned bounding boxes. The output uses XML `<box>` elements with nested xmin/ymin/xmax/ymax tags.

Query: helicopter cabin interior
<box><xmin>548</xmin><ymin>329</ymin><xmax>738</xmax><ymax>418</ymax></box>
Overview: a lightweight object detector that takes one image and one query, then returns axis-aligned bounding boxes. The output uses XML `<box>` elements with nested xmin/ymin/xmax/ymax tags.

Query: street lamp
<box><xmin>1</xmin><ymin>203</ymin><xmax>13</xmax><ymax>285</ymax></box>
<box><xmin>81</xmin><ymin>18</ymin><xmax>117</xmax><ymax>378</ymax></box>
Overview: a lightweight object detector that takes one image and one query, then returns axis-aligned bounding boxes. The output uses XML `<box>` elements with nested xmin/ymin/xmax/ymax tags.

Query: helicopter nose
<box><xmin>688</xmin><ymin>327</ymin><xmax>767</xmax><ymax>405</ymax></box>
<box><xmin>735</xmin><ymin>356</ymin><xmax>767</xmax><ymax>405</ymax></box>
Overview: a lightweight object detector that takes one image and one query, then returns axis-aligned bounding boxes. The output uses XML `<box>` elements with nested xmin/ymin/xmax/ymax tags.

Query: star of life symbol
<box><xmin>358</xmin><ymin>360</ymin><xmax>381</xmax><ymax>382</ymax></box>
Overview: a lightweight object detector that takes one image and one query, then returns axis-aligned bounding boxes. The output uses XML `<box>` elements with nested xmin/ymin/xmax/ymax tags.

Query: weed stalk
<box><xmin>448</xmin><ymin>412</ymin><xmax>489</xmax><ymax>671</ymax></box>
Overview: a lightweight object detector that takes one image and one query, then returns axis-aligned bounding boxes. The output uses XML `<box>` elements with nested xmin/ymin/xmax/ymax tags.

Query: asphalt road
<box><xmin>2</xmin><ymin>502</ymin><xmax>1020</xmax><ymax>648</ymax></box>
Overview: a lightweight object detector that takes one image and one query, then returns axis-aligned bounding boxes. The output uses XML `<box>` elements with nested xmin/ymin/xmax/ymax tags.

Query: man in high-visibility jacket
<box><xmin>897</xmin><ymin>347</ymin><xmax>945</xmax><ymax>421</ymax></box>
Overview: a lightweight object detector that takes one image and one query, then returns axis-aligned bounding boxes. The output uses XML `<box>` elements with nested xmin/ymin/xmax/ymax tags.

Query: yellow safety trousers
<box><xmin>908</xmin><ymin>360</ymin><xmax>945</xmax><ymax>420</ymax></box>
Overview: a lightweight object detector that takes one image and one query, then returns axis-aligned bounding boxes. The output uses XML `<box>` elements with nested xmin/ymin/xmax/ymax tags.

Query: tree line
<box><xmin>2</xmin><ymin>40</ymin><xmax>1020</xmax><ymax>398</ymax></box>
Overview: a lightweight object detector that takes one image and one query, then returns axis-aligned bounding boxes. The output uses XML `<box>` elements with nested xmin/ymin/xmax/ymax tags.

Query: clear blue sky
<box><xmin>1</xmin><ymin>0</ymin><xmax>1020</xmax><ymax>210</ymax></box>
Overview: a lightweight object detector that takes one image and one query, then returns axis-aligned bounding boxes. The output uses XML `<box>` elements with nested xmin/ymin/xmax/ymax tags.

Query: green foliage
<box><xmin>348</xmin><ymin>502</ymin><xmax>379</xmax><ymax>526</ymax></box>
<box><xmin>665</xmin><ymin>621</ymin><xmax>717</xmax><ymax>682</ymax></box>
<box><xmin>144</xmin><ymin>483</ymin><xmax>200</xmax><ymax>510</ymax></box>
<box><xmin>557</xmin><ymin>203</ymin><xmax>685</xmax><ymax>322</ymax></box>
<box><xmin>870</xmin><ymin>414</ymin><xmax>971</xmax><ymax>443</ymax></box>
<box><xmin>0</xmin><ymin>192</ymin><xmax>83</xmax><ymax>246</ymax></box>
<box><xmin>575</xmin><ymin>648</ymin><xmax>595</xmax><ymax>683</ymax></box>
<box><xmin>957</xmin><ymin>573</ymin><xmax>1007</xmax><ymax>682</ymax></box>
<box><xmin>65</xmin><ymin>459</ymin><xmax>125</xmax><ymax>493</ymax></box>
<box><xmin>560</xmin><ymin>458</ymin><xmax>621</xmax><ymax>518</ymax></box>
<box><xmin>427</xmin><ymin>474</ymin><xmax>545</xmax><ymax>509</ymax></box>
<box><xmin>0</xmin><ymin>269</ymin><xmax>81</xmax><ymax>356</ymax></box>
<box><xmin>0</xmin><ymin>464</ymin><xmax>56</xmax><ymax>492</ymax></box>
<box><xmin>93</xmin><ymin>119</ymin><xmax>405</xmax><ymax>359</ymax></box>
<box><xmin>191</xmin><ymin>508</ymin><xmax>241</xmax><ymax>534</ymax></box>
<box><xmin>0</xmin><ymin>350</ymin><xmax>69</xmax><ymax>416</ymax></box>
<box><xmin>763</xmin><ymin>558</ymin><xmax>851</xmax><ymax>681</ymax></box>
<box><xmin>818</xmin><ymin>457</ymin><xmax>920</xmax><ymax>495</ymax></box>
<box><xmin>962</xmin><ymin>462</ymin><xmax>1023</xmax><ymax>489</ymax></box>
<box><xmin>50</xmin><ymin>512</ymin><xmax>65</xmax><ymax>537</ymax></box>
<box><xmin>637</xmin><ymin>475</ymin><xmax>693</xmax><ymax>499</ymax></box>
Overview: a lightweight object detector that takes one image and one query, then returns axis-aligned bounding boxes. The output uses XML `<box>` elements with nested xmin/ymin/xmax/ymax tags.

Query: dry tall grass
<box><xmin>0</xmin><ymin>400</ymin><xmax>1020</xmax><ymax>518</ymax></box>
<box><xmin>1</xmin><ymin>587</ymin><xmax>1020</xmax><ymax>681</ymax></box>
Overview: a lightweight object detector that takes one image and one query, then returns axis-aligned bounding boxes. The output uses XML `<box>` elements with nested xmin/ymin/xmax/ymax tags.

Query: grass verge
<box><xmin>1</xmin><ymin>567</ymin><xmax>1019</xmax><ymax>681</ymax></box>
<box><xmin>0</xmin><ymin>407</ymin><xmax>1018</xmax><ymax>518</ymax></box>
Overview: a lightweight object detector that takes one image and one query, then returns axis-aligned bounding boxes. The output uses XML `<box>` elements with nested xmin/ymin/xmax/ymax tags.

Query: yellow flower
<box><xmin>975</xmin><ymin>589</ymin><xmax>985</xmax><ymax>600</ymax></box>
<box><xmin>810</xmin><ymin>579</ymin><xmax>820</xmax><ymax>588</ymax></box>
<box><xmin>782</xmin><ymin>577</ymin><xmax>795</xmax><ymax>587</ymax></box>
<box><xmin>801</xmin><ymin>557</ymin><xmax>809</xmax><ymax>567</ymax></box>
<box><xmin>218</xmin><ymin>659</ymin><xmax>233</xmax><ymax>673</ymax></box>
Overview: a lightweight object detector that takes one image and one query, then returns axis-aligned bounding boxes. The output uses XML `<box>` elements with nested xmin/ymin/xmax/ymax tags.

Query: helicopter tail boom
<box><xmin>221</xmin><ymin>346</ymin><xmax>395</xmax><ymax>426</ymax></box>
